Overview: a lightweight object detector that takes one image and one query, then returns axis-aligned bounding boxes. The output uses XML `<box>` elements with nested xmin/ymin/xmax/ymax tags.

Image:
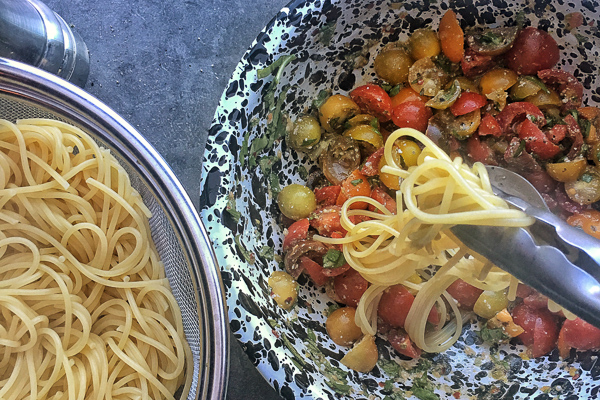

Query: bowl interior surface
<box><xmin>201</xmin><ymin>0</ymin><xmax>600</xmax><ymax>398</ymax></box>
<box><xmin>0</xmin><ymin>58</ymin><xmax>228</xmax><ymax>400</ymax></box>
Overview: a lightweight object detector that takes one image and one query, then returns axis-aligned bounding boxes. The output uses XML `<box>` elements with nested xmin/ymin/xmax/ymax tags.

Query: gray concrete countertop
<box><xmin>44</xmin><ymin>0</ymin><xmax>287</xmax><ymax>399</ymax></box>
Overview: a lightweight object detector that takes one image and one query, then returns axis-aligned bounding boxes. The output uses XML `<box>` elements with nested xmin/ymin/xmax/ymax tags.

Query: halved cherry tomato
<box><xmin>511</xmin><ymin>303</ymin><xmax>559</xmax><ymax>358</ymax></box>
<box><xmin>391</xmin><ymin>100</ymin><xmax>432</xmax><ymax>133</ymax></box>
<box><xmin>388</xmin><ymin>329</ymin><xmax>422</xmax><ymax>359</ymax></box>
<box><xmin>461</xmin><ymin>49</ymin><xmax>494</xmax><ymax>78</ymax></box>
<box><xmin>496</xmin><ymin>102</ymin><xmax>546</xmax><ymax>134</ymax></box>
<box><xmin>466</xmin><ymin>135</ymin><xmax>497</xmax><ymax>165</ymax></box>
<box><xmin>333</xmin><ymin>268</ymin><xmax>369</xmax><ymax>307</ymax></box>
<box><xmin>478</xmin><ymin>114</ymin><xmax>502</xmax><ymax>137</ymax></box>
<box><xmin>361</xmin><ymin>147</ymin><xmax>385</xmax><ymax>177</ymax></box>
<box><xmin>567</xmin><ymin>210</ymin><xmax>600</xmax><ymax>240</ymax></box>
<box><xmin>517</xmin><ymin>118</ymin><xmax>561</xmax><ymax>160</ymax></box>
<box><xmin>378</xmin><ymin>285</ymin><xmax>415</xmax><ymax>328</ymax></box>
<box><xmin>369</xmin><ymin>186</ymin><xmax>397</xmax><ymax>214</ymax></box>
<box><xmin>557</xmin><ymin>317</ymin><xmax>600</xmax><ymax>358</ymax></box>
<box><xmin>439</xmin><ymin>10</ymin><xmax>465</xmax><ymax>63</ymax></box>
<box><xmin>300</xmin><ymin>256</ymin><xmax>329</xmax><ymax>287</ymax></box>
<box><xmin>314</xmin><ymin>185</ymin><xmax>341</xmax><ymax>206</ymax></box>
<box><xmin>390</xmin><ymin>87</ymin><xmax>429</xmax><ymax>108</ymax></box>
<box><xmin>450</xmin><ymin>92</ymin><xmax>488</xmax><ymax>116</ymax></box>
<box><xmin>446</xmin><ymin>279</ymin><xmax>483</xmax><ymax>310</ymax></box>
<box><xmin>350</xmin><ymin>84</ymin><xmax>393</xmax><ymax>122</ymax></box>
<box><xmin>337</xmin><ymin>169</ymin><xmax>372</xmax><ymax>209</ymax></box>
<box><xmin>310</xmin><ymin>206</ymin><xmax>344</xmax><ymax>237</ymax></box>
<box><xmin>283</xmin><ymin>218</ymin><xmax>310</xmax><ymax>252</ymax></box>
<box><xmin>547</xmin><ymin>124</ymin><xmax>567</xmax><ymax>144</ymax></box>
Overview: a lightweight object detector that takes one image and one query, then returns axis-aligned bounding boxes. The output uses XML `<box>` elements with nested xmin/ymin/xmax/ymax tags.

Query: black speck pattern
<box><xmin>200</xmin><ymin>0</ymin><xmax>600</xmax><ymax>398</ymax></box>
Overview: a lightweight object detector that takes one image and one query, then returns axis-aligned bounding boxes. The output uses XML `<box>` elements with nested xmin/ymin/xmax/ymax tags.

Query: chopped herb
<box><xmin>384</xmin><ymin>395</ymin><xmax>407</xmax><ymax>400</ymax></box>
<box><xmin>432</xmin><ymin>54</ymin><xmax>456</xmax><ymax>74</ymax></box>
<box><xmin>581</xmin><ymin>173</ymin><xmax>594</xmax><ymax>183</ymax></box>
<box><xmin>513</xmin><ymin>140</ymin><xmax>527</xmax><ymax>158</ymax></box>
<box><xmin>596</xmin><ymin>150</ymin><xmax>600</xmax><ymax>162</ymax></box>
<box><xmin>479</xmin><ymin>325</ymin><xmax>509</xmax><ymax>344</ymax></box>
<box><xmin>412</xmin><ymin>373</ymin><xmax>440</xmax><ymax>400</ymax></box>
<box><xmin>258</xmin><ymin>246</ymin><xmax>274</xmax><ymax>260</ymax></box>
<box><xmin>312</xmin><ymin>89</ymin><xmax>330</xmax><ymax>110</ymax></box>
<box><xmin>268</xmin><ymin>173</ymin><xmax>282</xmax><ymax>196</ymax></box>
<box><xmin>370</xmin><ymin>117</ymin><xmax>380</xmax><ymax>130</ymax></box>
<box><xmin>523</xmin><ymin>75</ymin><xmax>550</xmax><ymax>94</ymax></box>
<box><xmin>574</xmin><ymin>32</ymin><xmax>589</xmax><ymax>44</ymax></box>
<box><xmin>515</xmin><ymin>11</ymin><xmax>527</xmax><ymax>29</ymax></box>
<box><xmin>72</xmin><ymin>145</ymin><xmax>79</xmax><ymax>155</ymax></box>
<box><xmin>479</xmin><ymin>31</ymin><xmax>503</xmax><ymax>45</ymax></box>
<box><xmin>280</xmin><ymin>332</ymin><xmax>307</xmax><ymax>370</ymax></box>
<box><xmin>323</xmin><ymin>249</ymin><xmax>346</xmax><ymax>269</ymax></box>
<box><xmin>325</xmin><ymin>380</ymin><xmax>353</xmax><ymax>395</ymax></box>
<box><xmin>225</xmin><ymin>195</ymin><xmax>242</xmax><ymax>223</ymax></box>
<box><xmin>569</xmin><ymin>109</ymin><xmax>580</xmax><ymax>123</ymax></box>
<box><xmin>240</xmin><ymin>131</ymin><xmax>251</xmax><ymax>168</ymax></box>
<box><xmin>325</xmin><ymin>303</ymin><xmax>340</xmax><ymax>316</ymax></box>
<box><xmin>379</xmin><ymin>358</ymin><xmax>402</xmax><ymax>377</ymax></box>
<box><xmin>381</xmin><ymin>83</ymin><xmax>402</xmax><ymax>96</ymax></box>
<box><xmin>579</xmin><ymin>118</ymin><xmax>592</xmax><ymax>138</ymax></box>
<box><xmin>413</xmin><ymin>358</ymin><xmax>432</xmax><ymax>373</ymax></box>
<box><xmin>257</xmin><ymin>54</ymin><xmax>296</xmax><ymax>82</ymax></box>
<box><xmin>298</xmin><ymin>165</ymin><xmax>309</xmax><ymax>180</ymax></box>
<box><xmin>351</xmin><ymin>178</ymin><xmax>363</xmax><ymax>186</ymax></box>
<box><xmin>234</xmin><ymin>234</ymin><xmax>255</xmax><ymax>264</ymax></box>
<box><xmin>259</xmin><ymin>155</ymin><xmax>282</xmax><ymax>196</ymax></box>
<box><xmin>318</xmin><ymin>21</ymin><xmax>337</xmax><ymax>45</ymax></box>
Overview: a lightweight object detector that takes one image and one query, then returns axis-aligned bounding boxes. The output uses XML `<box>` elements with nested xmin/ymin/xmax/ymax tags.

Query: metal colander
<box><xmin>0</xmin><ymin>57</ymin><xmax>228</xmax><ymax>400</ymax></box>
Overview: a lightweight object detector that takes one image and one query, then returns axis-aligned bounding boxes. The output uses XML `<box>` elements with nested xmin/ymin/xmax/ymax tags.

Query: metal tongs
<box><xmin>450</xmin><ymin>165</ymin><xmax>600</xmax><ymax>329</ymax></box>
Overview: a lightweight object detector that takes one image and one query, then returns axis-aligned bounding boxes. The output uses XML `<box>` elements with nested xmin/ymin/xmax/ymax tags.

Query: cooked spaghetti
<box><xmin>317</xmin><ymin>128</ymin><xmax>534</xmax><ymax>353</ymax></box>
<box><xmin>0</xmin><ymin>119</ymin><xmax>191</xmax><ymax>400</ymax></box>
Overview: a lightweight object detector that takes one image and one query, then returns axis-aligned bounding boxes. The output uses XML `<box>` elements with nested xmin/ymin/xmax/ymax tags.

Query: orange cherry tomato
<box><xmin>439</xmin><ymin>10</ymin><xmax>465</xmax><ymax>63</ymax></box>
<box><xmin>390</xmin><ymin>87</ymin><xmax>429</xmax><ymax>108</ymax></box>
<box><xmin>337</xmin><ymin>169</ymin><xmax>372</xmax><ymax>209</ymax></box>
<box><xmin>567</xmin><ymin>210</ymin><xmax>600</xmax><ymax>240</ymax></box>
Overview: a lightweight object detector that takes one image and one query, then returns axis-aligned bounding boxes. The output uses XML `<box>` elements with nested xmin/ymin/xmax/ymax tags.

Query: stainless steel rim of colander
<box><xmin>0</xmin><ymin>57</ymin><xmax>229</xmax><ymax>400</ymax></box>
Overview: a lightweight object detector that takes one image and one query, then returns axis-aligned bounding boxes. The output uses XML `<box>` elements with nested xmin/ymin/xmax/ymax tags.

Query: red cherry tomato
<box><xmin>557</xmin><ymin>317</ymin><xmax>600</xmax><ymax>358</ymax></box>
<box><xmin>478</xmin><ymin>114</ymin><xmax>502</xmax><ymax>137</ymax></box>
<box><xmin>387</xmin><ymin>328</ymin><xmax>422</xmax><ymax>359</ymax></box>
<box><xmin>314</xmin><ymin>185</ymin><xmax>341</xmax><ymax>206</ymax></box>
<box><xmin>496</xmin><ymin>102</ymin><xmax>545</xmax><ymax>134</ymax></box>
<box><xmin>505</xmin><ymin>27</ymin><xmax>560</xmax><ymax>75</ymax></box>
<box><xmin>361</xmin><ymin>147</ymin><xmax>385</xmax><ymax>176</ymax></box>
<box><xmin>282</xmin><ymin>218</ymin><xmax>310</xmax><ymax>252</ymax></box>
<box><xmin>333</xmin><ymin>268</ymin><xmax>369</xmax><ymax>307</ymax></box>
<box><xmin>377</xmin><ymin>285</ymin><xmax>415</xmax><ymax>328</ymax></box>
<box><xmin>446</xmin><ymin>279</ymin><xmax>483</xmax><ymax>310</ymax></box>
<box><xmin>391</xmin><ymin>100</ymin><xmax>432</xmax><ymax>132</ymax></box>
<box><xmin>466</xmin><ymin>135</ymin><xmax>497</xmax><ymax>165</ymax></box>
<box><xmin>450</xmin><ymin>92</ymin><xmax>488</xmax><ymax>116</ymax></box>
<box><xmin>369</xmin><ymin>186</ymin><xmax>397</xmax><ymax>215</ymax></box>
<box><xmin>517</xmin><ymin>118</ymin><xmax>561</xmax><ymax>160</ymax></box>
<box><xmin>350</xmin><ymin>84</ymin><xmax>393</xmax><ymax>122</ymax></box>
<box><xmin>310</xmin><ymin>206</ymin><xmax>344</xmax><ymax>237</ymax></box>
<box><xmin>300</xmin><ymin>256</ymin><xmax>329</xmax><ymax>287</ymax></box>
<box><xmin>512</xmin><ymin>303</ymin><xmax>559</xmax><ymax>358</ymax></box>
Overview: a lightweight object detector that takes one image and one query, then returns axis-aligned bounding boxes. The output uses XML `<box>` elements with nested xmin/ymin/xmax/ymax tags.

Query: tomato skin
<box><xmin>391</xmin><ymin>100</ymin><xmax>432</xmax><ymax>133</ymax></box>
<box><xmin>461</xmin><ymin>49</ymin><xmax>494</xmax><ymax>78</ymax></box>
<box><xmin>378</xmin><ymin>285</ymin><xmax>415</xmax><ymax>328</ymax></box>
<box><xmin>446</xmin><ymin>279</ymin><xmax>483</xmax><ymax>309</ymax></box>
<box><xmin>369</xmin><ymin>186</ymin><xmax>397</xmax><ymax>214</ymax></box>
<box><xmin>505</xmin><ymin>27</ymin><xmax>560</xmax><ymax>75</ymax></box>
<box><xmin>361</xmin><ymin>147</ymin><xmax>385</xmax><ymax>177</ymax></box>
<box><xmin>517</xmin><ymin>118</ymin><xmax>561</xmax><ymax>160</ymax></box>
<box><xmin>439</xmin><ymin>10</ymin><xmax>465</xmax><ymax>63</ymax></box>
<box><xmin>314</xmin><ymin>185</ymin><xmax>341</xmax><ymax>206</ymax></box>
<box><xmin>336</xmin><ymin>169</ymin><xmax>372</xmax><ymax>209</ymax></box>
<box><xmin>350</xmin><ymin>84</ymin><xmax>393</xmax><ymax>122</ymax></box>
<box><xmin>300</xmin><ymin>256</ymin><xmax>330</xmax><ymax>286</ymax></box>
<box><xmin>567</xmin><ymin>210</ymin><xmax>600</xmax><ymax>240</ymax></box>
<box><xmin>478</xmin><ymin>114</ymin><xmax>502</xmax><ymax>137</ymax></box>
<box><xmin>333</xmin><ymin>268</ymin><xmax>369</xmax><ymax>307</ymax></box>
<box><xmin>387</xmin><ymin>329</ymin><xmax>422</xmax><ymax>359</ymax></box>
<box><xmin>450</xmin><ymin>92</ymin><xmax>488</xmax><ymax>116</ymax></box>
<box><xmin>547</xmin><ymin>124</ymin><xmax>567</xmax><ymax>144</ymax></box>
<box><xmin>557</xmin><ymin>317</ymin><xmax>600</xmax><ymax>358</ymax></box>
<box><xmin>283</xmin><ymin>218</ymin><xmax>310</xmax><ymax>252</ymax></box>
<box><xmin>511</xmin><ymin>303</ymin><xmax>559</xmax><ymax>358</ymax></box>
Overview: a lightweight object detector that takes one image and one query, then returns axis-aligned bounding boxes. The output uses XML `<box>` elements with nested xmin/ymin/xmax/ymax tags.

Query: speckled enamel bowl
<box><xmin>200</xmin><ymin>1</ymin><xmax>600</xmax><ymax>398</ymax></box>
